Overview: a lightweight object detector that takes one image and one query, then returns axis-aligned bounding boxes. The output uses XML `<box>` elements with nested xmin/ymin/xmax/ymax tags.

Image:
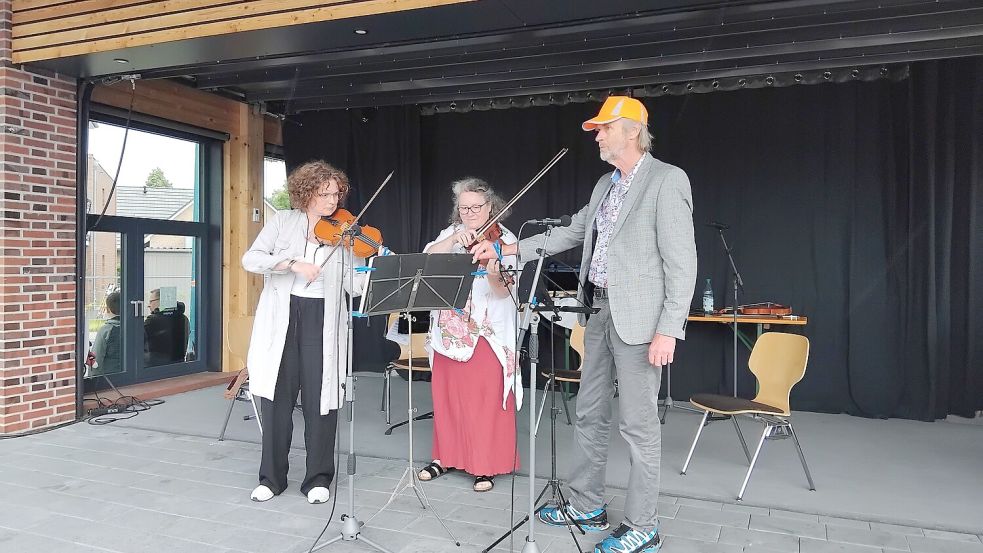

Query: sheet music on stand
<box><xmin>358</xmin><ymin>253</ymin><xmax>474</xmax><ymax>316</ymax></box>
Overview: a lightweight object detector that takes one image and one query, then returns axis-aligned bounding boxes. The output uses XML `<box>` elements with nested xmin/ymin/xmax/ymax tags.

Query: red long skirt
<box><xmin>431</xmin><ymin>337</ymin><xmax>519</xmax><ymax>476</ymax></box>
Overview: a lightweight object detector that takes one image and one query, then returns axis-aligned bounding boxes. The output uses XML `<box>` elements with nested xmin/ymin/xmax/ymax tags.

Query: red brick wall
<box><xmin>0</xmin><ymin>0</ymin><xmax>79</xmax><ymax>434</ymax></box>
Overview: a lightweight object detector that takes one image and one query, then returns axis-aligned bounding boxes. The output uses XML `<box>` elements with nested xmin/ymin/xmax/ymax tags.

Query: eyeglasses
<box><xmin>458</xmin><ymin>203</ymin><xmax>488</xmax><ymax>214</ymax></box>
<box><xmin>316</xmin><ymin>191</ymin><xmax>342</xmax><ymax>200</ymax></box>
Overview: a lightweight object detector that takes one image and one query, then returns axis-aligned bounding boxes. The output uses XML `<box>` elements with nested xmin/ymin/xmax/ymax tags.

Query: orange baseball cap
<box><xmin>582</xmin><ymin>96</ymin><xmax>648</xmax><ymax>131</ymax></box>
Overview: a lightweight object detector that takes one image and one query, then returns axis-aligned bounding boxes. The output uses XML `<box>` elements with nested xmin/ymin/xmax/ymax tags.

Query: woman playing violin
<box><xmin>242</xmin><ymin>161</ymin><xmax>367</xmax><ymax>505</ymax></box>
<box><xmin>418</xmin><ymin>177</ymin><xmax>522</xmax><ymax>492</ymax></box>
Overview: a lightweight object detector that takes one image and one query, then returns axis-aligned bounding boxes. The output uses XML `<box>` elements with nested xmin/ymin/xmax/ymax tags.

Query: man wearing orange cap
<box><xmin>473</xmin><ymin>96</ymin><xmax>697</xmax><ymax>553</ymax></box>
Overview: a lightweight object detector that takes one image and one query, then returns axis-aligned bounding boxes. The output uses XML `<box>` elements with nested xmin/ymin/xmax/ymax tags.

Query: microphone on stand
<box><xmin>706</xmin><ymin>221</ymin><xmax>730</xmax><ymax>230</ymax></box>
<box><xmin>527</xmin><ymin>215</ymin><xmax>572</xmax><ymax>227</ymax></box>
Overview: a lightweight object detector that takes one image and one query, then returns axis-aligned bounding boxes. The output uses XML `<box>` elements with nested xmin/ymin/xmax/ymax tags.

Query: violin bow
<box><xmin>475</xmin><ymin>148</ymin><xmax>568</xmax><ymax>238</ymax></box>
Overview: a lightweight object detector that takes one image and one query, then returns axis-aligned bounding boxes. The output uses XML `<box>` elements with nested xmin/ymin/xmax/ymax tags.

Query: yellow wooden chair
<box><xmin>218</xmin><ymin>315</ymin><xmax>262</xmax><ymax>440</ymax></box>
<box><xmin>381</xmin><ymin>312</ymin><xmax>431</xmax><ymax>431</ymax></box>
<box><xmin>680</xmin><ymin>332</ymin><xmax>815</xmax><ymax>500</ymax></box>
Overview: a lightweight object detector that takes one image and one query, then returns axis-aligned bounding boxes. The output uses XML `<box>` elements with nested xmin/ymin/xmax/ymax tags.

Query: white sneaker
<box><xmin>250</xmin><ymin>484</ymin><xmax>274</xmax><ymax>502</ymax></box>
<box><xmin>307</xmin><ymin>486</ymin><xmax>330</xmax><ymax>504</ymax></box>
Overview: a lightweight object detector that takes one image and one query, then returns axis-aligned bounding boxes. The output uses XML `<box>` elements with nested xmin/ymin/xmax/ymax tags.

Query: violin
<box><xmin>313</xmin><ymin>208</ymin><xmax>384</xmax><ymax>258</ymax></box>
<box><xmin>465</xmin><ymin>222</ymin><xmax>515</xmax><ymax>286</ymax></box>
<box><xmin>717</xmin><ymin>302</ymin><xmax>793</xmax><ymax>316</ymax></box>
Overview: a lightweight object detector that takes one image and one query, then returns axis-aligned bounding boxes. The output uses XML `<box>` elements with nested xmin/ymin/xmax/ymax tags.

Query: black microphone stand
<box><xmin>715</xmin><ymin>227</ymin><xmax>744</xmax><ymax>398</ymax></box>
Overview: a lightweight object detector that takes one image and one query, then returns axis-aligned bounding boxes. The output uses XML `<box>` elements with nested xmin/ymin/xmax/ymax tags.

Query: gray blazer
<box><xmin>517</xmin><ymin>153</ymin><xmax>697</xmax><ymax>345</ymax></box>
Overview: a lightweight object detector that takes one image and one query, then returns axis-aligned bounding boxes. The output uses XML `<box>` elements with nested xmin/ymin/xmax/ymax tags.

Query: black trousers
<box><xmin>259</xmin><ymin>295</ymin><xmax>338</xmax><ymax>495</ymax></box>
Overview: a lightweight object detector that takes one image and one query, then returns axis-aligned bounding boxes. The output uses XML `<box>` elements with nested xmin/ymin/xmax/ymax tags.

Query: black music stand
<box><xmin>355</xmin><ymin>252</ymin><xmax>475</xmax><ymax>546</ymax></box>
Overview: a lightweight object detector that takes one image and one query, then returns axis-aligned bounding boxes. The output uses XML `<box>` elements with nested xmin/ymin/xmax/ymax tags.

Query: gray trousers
<box><xmin>566</xmin><ymin>297</ymin><xmax>662</xmax><ymax>534</ymax></box>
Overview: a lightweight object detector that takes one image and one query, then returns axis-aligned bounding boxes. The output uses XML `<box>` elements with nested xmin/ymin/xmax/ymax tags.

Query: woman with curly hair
<box><xmin>242</xmin><ymin>160</ymin><xmax>367</xmax><ymax>504</ymax></box>
<box><xmin>417</xmin><ymin>177</ymin><xmax>522</xmax><ymax>492</ymax></box>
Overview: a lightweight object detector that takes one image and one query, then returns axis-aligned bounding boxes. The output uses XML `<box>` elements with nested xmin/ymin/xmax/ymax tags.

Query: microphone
<box><xmin>706</xmin><ymin>221</ymin><xmax>730</xmax><ymax>230</ymax></box>
<box><xmin>527</xmin><ymin>215</ymin><xmax>572</xmax><ymax>227</ymax></box>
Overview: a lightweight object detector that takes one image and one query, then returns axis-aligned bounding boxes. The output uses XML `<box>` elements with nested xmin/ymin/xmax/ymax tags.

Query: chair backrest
<box><xmin>385</xmin><ymin>312</ymin><xmax>429</xmax><ymax>361</ymax></box>
<box><xmin>749</xmin><ymin>332</ymin><xmax>810</xmax><ymax>415</ymax></box>
<box><xmin>570</xmin><ymin>322</ymin><xmax>586</xmax><ymax>370</ymax></box>
<box><xmin>226</xmin><ymin>315</ymin><xmax>255</xmax><ymax>369</ymax></box>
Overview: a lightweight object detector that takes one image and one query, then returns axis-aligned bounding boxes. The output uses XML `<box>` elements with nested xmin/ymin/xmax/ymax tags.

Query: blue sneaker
<box><xmin>594</xmin><ymin>523</ymin><xmax>661</xmax><ymax>553</ymax></box>
<box><xmin>536</xmin><ymin>502</ymin><xmax>609</xmax><ymax>531</ymax></box>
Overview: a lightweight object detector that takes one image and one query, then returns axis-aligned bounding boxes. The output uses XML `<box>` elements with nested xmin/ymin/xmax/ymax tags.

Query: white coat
<box><xmin>242</xmin><ymin>209</ymin><xmax>366</xmax><ymax>415</ymax></box>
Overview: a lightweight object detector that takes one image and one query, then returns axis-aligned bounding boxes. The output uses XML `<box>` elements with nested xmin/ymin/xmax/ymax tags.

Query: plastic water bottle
<box><xmin>702</xmin><ymin>278</ymin><xmax>714</xmax><ymax>314</ymax></box>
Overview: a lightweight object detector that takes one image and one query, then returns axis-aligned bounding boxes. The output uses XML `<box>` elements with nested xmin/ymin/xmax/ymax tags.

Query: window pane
<box><xmin>144</xmin><ymin>234</ymin><xmax>198</xmax><ymax>367</ymax></box>
<box><xmin>264</xmin><ymin>156</ymin><xmax>289</xmax><ymax>212</ymax></box>
<box><xmin>84</xmin><ymin>231</ymin><xmax>123</xmax><ymax>378</ymax></box>
<box><xmin>87</xmin><ymin>122</ymin><xmax>200</xmax><ymax>222</ymax></box>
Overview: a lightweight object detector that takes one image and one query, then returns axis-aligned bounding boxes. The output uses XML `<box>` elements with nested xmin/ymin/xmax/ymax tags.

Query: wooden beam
<box><xmin>12</xmin><ymin>0</ymin><xmax>473</xmax><ymax>63</ymax></box>
<box><xmin>222</xmin><ymin>103</ymin><xmax>265</xmax><ymax>373</ymax></box>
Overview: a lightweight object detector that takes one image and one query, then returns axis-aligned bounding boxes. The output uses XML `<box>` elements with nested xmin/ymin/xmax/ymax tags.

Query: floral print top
<box><xmin>425</xmin><ymin>224</ymin><xmax>523</xmax><ymax>410</ymax></box>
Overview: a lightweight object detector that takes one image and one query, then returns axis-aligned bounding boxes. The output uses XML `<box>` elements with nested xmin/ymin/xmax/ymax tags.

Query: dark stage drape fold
<box><xmin>283</xmin><ymin>58</ymin><xmax>983</xmax><ymax>420</ymax></box>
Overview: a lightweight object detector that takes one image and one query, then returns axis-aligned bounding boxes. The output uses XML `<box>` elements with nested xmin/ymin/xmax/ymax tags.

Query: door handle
<box><xmin>131</xmin><ymin>300</ymin><xmax>144</xmax><ymax>317</ymax></box>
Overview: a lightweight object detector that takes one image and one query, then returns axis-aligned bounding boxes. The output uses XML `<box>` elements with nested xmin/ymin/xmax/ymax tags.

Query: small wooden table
<box><xmin>686</xmin><ymin>313</ymin><xmax>808</xmax><ymax>351</ymax></box>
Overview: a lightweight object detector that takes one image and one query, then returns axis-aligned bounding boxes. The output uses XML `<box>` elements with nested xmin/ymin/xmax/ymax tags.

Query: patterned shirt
<box><xmin>588</xmin><ymin>157</ymin><xmax>644</xmax><ymax>288</ymax></box>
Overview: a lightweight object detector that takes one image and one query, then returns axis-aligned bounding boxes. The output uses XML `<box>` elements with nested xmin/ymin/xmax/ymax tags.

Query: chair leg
<box><xmin>681</xmin><ymin>410</ymin><xmax>710</xmax><ymax>475</ymax></box>
<box><xmin>788</xmin><ymin>422</ymin><xmax>816</xmax><ymax>491</ymax></box>
<box><xmin>732</xmin><ymin>415</ymin><xmax>752</xmax><ymax>463</ymax></box>
<box><xmin>560</xmin><ymin>382</ymin><xmax>573</xmax><ymax>426</ymax></box>
<box><xmin>249</xmin><ymin>393</ymin><xmax>263</xmax><ymax>436</ymax></box>
<box><xmin>218</xmin><ymin>396</ymin><xmax>236</xmax><ymax>441</ymax></box>
<box><xmin>382</xmin><ymin>367</ymin><xmax>392</xmax><ymax>425</ymax></box>
<box><xmin>738</xmin><ymin>423</ymin><xmax>771</xmax><ymax>501</ymax></box>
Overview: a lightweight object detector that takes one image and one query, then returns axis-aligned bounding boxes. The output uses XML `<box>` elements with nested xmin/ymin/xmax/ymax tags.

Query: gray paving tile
<box><xmin>826</xmin><ymin>526</ymin><xmax>910</xmax><ymax>551</ymax></box>
<box><xmin>660</xmin><ymin>535</ymin><xmax>744</xmax><ymax>552</ymax></box>
<box><xmin>721</xmin><ymin>503</ymin><xmax>770</xmax><ymax>516</ymax></box>
<box><xmin>673</xmin><ymin>505</ymin><xmax>750</xmax><ymax>529</ymax></box>
<box><xmin>657</xmin><ymin>516</ymin><xmax>722</xmax><ymax>543</ymax></box>
<box><xmin>800</xmin><ymin>537</ymin><xmax>885</xmax><ymax>553</ymax></box>
<box><xmin>750</xmin><ymin>513</ymin><xmax>826</xmax><ymax>539</ymax></box>
<box><xmin>768</xmin><ymin>508</ymin><xmax>820</xmax><ymax>522</ymax></box>
<box><xmin>717</xmin><ymin>527</ymin><xmax>799</xmax><ymax>553</ymax></box>
<box><xmin>213</xmin><ymin>525</ymin><xmax>311</xmax><ymax>553</ymax></box>
<box><xmin>867</xmin><ymin>522</ymin><xmax>924</xmax><ymax>537</ymax></box>
<box><xmin>0</xmin><ymin>529</ymin><xmax>121</xmax><ymax>553</ymax></box>
<box><xmin>820</xmin><ymin>516</ymin><xmax>871</xmax><ymax>530</ymax></box>
<box><xmin>921</xmin><ymin>528</ymin><xmax>982</xmax><ymax>543</ymax></box>
<box><xmin>675</xmin><ymin>497</ymin><xmax>725</xmax><ymax>510</ymax></box>
<box><xmin>907</xmin><ymin>535</ymin><xmax>983</xmax><ymax>553</ymax></box>
<box><xmin>25</xmin><ymin>513</ymin><xmax>232</xmax><ymax>553</ymax></box>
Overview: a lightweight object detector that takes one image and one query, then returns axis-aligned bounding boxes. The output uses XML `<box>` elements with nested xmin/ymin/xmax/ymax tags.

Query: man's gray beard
<box><xmin>599</xmin><ymin>144</ymin><xmax>624</xmax><ymax>164</ymax></box>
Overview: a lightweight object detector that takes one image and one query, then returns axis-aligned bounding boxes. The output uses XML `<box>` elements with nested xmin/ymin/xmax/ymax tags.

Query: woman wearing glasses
<box><xmin>242</xmin><ymin>160</ymin><xmax>366</xmax><ymax>504</ymax></box>
<box><xmin>417</xmin><ymin>177</ymin><xmax>522</xmax><ymax>492</ymax></box>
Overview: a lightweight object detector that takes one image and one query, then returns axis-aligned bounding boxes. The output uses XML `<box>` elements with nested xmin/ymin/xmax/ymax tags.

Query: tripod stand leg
<box><xmin>383</xmin><ymin>411</ymin><xmax>433</xmax><ymax>436</ymax></box>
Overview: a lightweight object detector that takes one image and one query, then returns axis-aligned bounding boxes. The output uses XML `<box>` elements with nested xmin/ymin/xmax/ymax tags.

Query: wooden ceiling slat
<box><xmin>14</xmin><ymin>0</ymin><xmax>243</xmax><ymax>29</ymax></box>
<box><xmin>12</xmin><ymin>0</ymin><xmax>473</xmax><ymax>61</ymax></box>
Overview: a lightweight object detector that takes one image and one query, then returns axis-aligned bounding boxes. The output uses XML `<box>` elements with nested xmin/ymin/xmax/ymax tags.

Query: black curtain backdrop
<box><xmin>284</xmin><ymin>58</ymin><xmax>983</xmax><ymax>421</ymax></box>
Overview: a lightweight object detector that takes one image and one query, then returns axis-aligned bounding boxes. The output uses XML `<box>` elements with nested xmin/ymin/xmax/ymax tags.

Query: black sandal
<box><xmin>473</xmin><ymin>475</ymin><xmax>494</xmax><ymax>492</ymax></box>
<box><xmin>418</xmin><ymin>461</ymin><xmax>453</xmax><ymax>481</ymax></box>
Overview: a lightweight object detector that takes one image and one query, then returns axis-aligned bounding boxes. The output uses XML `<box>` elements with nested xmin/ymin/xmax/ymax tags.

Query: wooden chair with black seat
<box><xmin>218</xmin><ymin>315</ymin><xmax>262</xmax><ymax>440</ymax></box>
<box><xmin>381</xmin><ymin>312</ymin><xmax>432</xmax><ymax>433</ymax></box>
<box><xmin>680</xmin><ymin>332</ymin><xmax>816</xmax><ymax>501</ymax></box>
<box><xmin>539</xmin><ymin>320</ymin><xmax>585</xmax><ymax>426</ymax></box>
